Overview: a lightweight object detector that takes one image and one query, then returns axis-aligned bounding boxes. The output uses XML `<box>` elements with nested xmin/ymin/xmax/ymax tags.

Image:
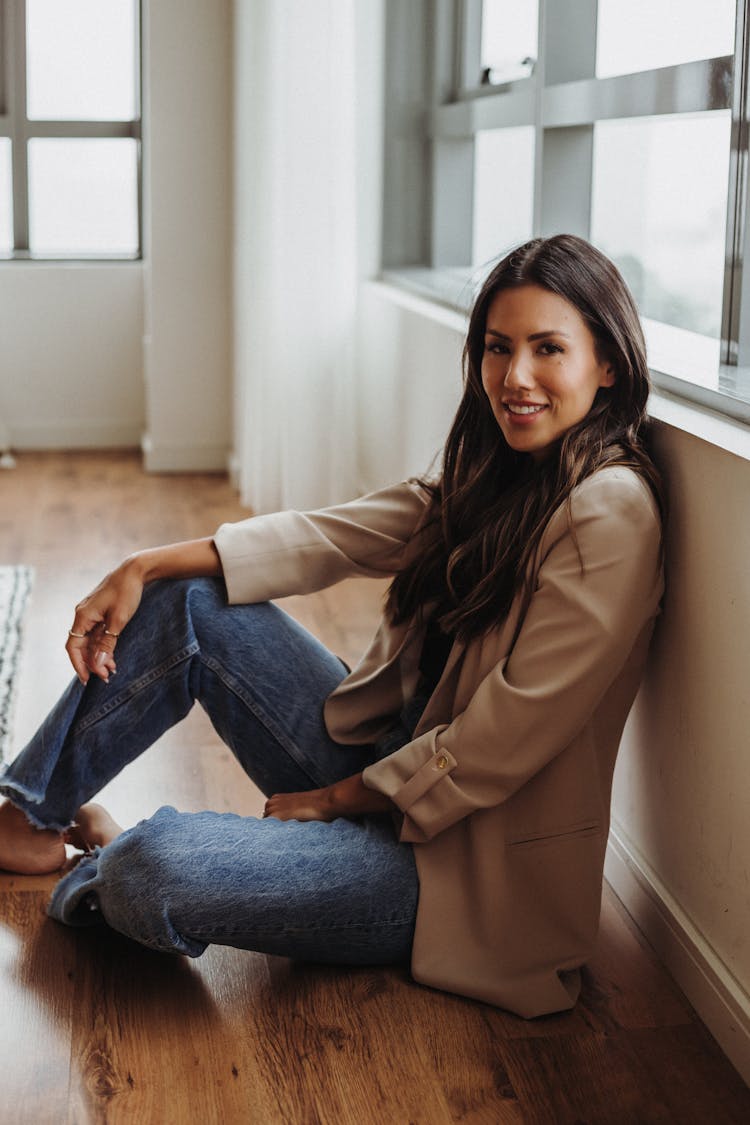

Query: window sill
<box><xmin>0</xmin><ymin>256</ymin><xmax>142</xmax><ymax>265</ymax></box>
<box><xmin>647</xmin><ymin>386</ymin><xmax>750</xmax><ymax>461</ymax></box>
<box><xmin>377</xmin><ymin>270</ymin><xmax>750</xmax><ymax>463</ymax></box>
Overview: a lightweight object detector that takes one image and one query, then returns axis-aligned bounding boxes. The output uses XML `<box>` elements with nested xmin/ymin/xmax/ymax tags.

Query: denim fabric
<box><xmin>0</xmin><ymin>578</ymin><xmax>418</xmax><ymax>965</ymax></box>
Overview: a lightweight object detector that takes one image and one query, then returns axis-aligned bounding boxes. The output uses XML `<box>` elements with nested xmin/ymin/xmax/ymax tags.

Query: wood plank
<box><xmin>192</xmin><ymin>956</ymin><xmax>454</xmax><ymax>1124</ymax></box>
<box><xmin>0</xmin><ymin>890</ymin><xmax>75</xmax><ymax>1123</ymax></box>
<box><xmin>402</xmin><ymin>978</ymin><xmax>525</xmax><ymax>1122</ymax></box>
<box><xmin>501</xmin><ymin>1022</ymin><xmax>750</xmax><ymax>1125</ymax></box>
<box><xmin>67</xmin><ymin>928</ymin><xmax>253</xmax><ymax>1124</ymax></box>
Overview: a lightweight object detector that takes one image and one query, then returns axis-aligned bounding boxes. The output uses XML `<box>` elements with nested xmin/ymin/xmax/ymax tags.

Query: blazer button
<box><xmin>436</xmin><ymin>753</ymin><xmax>449</xmax><ymax>770</ymax></box>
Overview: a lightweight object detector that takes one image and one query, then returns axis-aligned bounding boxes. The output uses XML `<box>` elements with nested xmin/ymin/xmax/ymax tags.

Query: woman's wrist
<box><xmin>121</xmin><ymin>550</ymin><xmax>154</xmax><ymax>584</ymax></box>
<box><xmin>122</xmin><ymin>539</ymin><xmax>222</xmax><ymax>585</ymax></box>
<box><xmin>330</xmin><ymin>773</ymin><xmax>393</xmax><ymax>817</ymax></box>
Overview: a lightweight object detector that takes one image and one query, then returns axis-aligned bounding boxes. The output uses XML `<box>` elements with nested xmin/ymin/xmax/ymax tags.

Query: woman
<box><xmin>0</xmin><ymin>235</ymin><xmax>664</xmax><ymax>1019</ymax></box>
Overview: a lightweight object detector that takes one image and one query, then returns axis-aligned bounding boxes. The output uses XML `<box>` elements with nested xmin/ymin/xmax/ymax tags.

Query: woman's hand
<box><xmin>65</xmin><ymin>538</ymin><xmax>223</xmax><ymax>686</ymax></box>
<box><xmin>66</xmin><ymin>556</ymin><xmax>147</xmax><ymax>684</ymax></box>
<box><xmin>263</xmin><ymin>773</ymin><xmax>394</xmax><ymax>823</ymax></box>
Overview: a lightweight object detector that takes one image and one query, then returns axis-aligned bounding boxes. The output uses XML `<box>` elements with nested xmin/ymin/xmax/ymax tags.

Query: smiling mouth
<box><xmin>503</xmin><ymin>402</ymin><xmax>547</xmax><ymax>415</ymax></box>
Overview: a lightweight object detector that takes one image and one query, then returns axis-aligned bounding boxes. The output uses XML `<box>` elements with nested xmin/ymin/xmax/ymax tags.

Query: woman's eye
<box><xmin>538</xmin><ymin>342</ymin><xmax>563</xmax><ymax>355</ymax></box>
<box><xmin>485</xmin><ymin>342</ymin><xmax>509</xmax><ymax>355</ymax></box>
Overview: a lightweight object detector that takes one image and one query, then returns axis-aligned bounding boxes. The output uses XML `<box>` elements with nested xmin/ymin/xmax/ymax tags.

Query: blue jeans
<box><xmin>0</xmin><ymin>578</ymin><xmax>418</xmax><ymax>965</ymax></box>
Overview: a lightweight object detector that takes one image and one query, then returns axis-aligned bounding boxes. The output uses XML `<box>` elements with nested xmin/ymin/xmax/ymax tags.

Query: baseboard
<box><xmin>605</xmin><ymin>820</ymin><xmax>750</xmax><ymax>1085</ymax></box>
<box><xmin>141</xmin><ymin>434</ymin><xmax>230</xmax><ymax>473</ymax></box>
<box><xmin>7</xmin><ymin>420</ymin><xmax>143</xmax><ymax>449</ymax></box>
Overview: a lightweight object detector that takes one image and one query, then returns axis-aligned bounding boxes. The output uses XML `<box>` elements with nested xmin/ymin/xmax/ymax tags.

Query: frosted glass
<box><xmin>473</xmin><ymin>126</ymin><xmax>535</xmax><ymax>267</ymax></box>
<box><xmin>591</xmin><ymin>112</ymin><xmax>731</xmax><ymax>339</ymax></box>
<box><xmin>481</xmin><ymin>0</ymin><xmax>538</xmax><ymax>83</ymax></box>
<box><xmin>0</xmin><ymin>141</ymin><xmax>12</xmax><ymax>256</ymax></box>
<box><xmin>26</xmin><ymin>0</ymin><xmax>137</xmax><ymax>121</ymax></box>
<box><xmin>28</xmin><ymin>138</ymin><xmax>138</xmax><ymax>256</ymax></box>
<box><xmin>597</xmin><ymin>0</ymin><xmax>735</xmax><ymax>78</ymax></box>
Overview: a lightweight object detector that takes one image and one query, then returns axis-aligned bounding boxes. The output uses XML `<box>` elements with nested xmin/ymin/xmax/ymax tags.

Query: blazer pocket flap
<box><xmin>507</xmin><ymin>819</ymin><xmax>601</xmax><ymax>850</ymax></box>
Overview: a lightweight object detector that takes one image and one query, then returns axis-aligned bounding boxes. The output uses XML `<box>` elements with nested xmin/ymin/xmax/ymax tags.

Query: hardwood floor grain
<box><xmin>1</xmin><ymin>451</ymin><xmax>748</xmax><ymax>1124</ymax></box>
<box><xmin>0</xmin><ymin>889</ymin><xmax>76</xmax><ymax>1124</ymax></box>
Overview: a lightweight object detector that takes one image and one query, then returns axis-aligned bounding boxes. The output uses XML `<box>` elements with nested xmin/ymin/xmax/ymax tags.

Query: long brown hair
<box><xmin>386</xmin><ymin>234</ymin><xmax>664</xmax><ymax>641</ymax></box>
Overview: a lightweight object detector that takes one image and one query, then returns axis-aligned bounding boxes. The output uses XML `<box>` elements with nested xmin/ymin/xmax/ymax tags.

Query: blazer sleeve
<box><xmin>213</xmin><ymin>480</ymin><xmax>431</xmax><ymax>604</ymax></box>
<box><xmin>361</xmin><ymin>469</ymin><xmax>664</xmax><ymax>844</ymax></box>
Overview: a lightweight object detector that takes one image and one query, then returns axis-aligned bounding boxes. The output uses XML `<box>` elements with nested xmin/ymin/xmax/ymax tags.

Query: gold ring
<box><xmin>103</xmin><ymin>629</ymin><xmax>120</xmax><ymax>638</ymax></box>
<box><xmin>68</xmin><ymin>630</ymin><xmax>86</xmax><ymax>639</ymax></box>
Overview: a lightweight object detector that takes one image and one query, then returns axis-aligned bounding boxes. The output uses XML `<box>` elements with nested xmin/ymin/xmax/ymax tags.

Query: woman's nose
<box><xmin>503</xmin><ymin>351</ymin><xmax>535</xmax><ymax>390</ymax></box>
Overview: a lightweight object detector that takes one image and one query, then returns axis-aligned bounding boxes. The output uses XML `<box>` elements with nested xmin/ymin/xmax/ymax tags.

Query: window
<box><xmin>0</xmin><ymin>0</ymin><xmax>141</xmax><ymax>260</ymax></box>
<box><xmin>591</xmin><ymin>113</ymin><xmax>732</xmax><ymax>340</ymax></box>
<box><xmin>381</xmin><ymin>0</ymin><xmax>750</xmax><ymax>425</ymax></box>
<box><xmin>479</xmin><ymin>0</ymin><xmax>537</xmax><ymax>86</ymax></box>
<box><xmin>473</xmin><ymin>125</ymin><xmax>535</xmax><ymax>266</ymax></box>
<box><xmin>596</xmin><ymin>0</ymin><xmax>736</xmax><ymax>78</ymax></box>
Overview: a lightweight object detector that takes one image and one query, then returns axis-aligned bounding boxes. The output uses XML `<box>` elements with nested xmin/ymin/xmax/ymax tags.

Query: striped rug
<box><xmin>0</xmin><ymin>566</ymin><xmax>33</xmax><ymax>764</ymax></box>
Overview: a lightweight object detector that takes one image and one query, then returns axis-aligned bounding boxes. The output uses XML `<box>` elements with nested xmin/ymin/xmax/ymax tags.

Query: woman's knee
<box><xmin>183</xmin><ymin>583</ymin><xmax>275</xmax><ymax>653</ymax></box>
<box><xmin>94</xmin><ymin>809</ymin><xmax>206</xmax><ymax>955</ymax></box>
<box><xmin>156</xmin><ymin>578</ymin><xmax>279</xmax><ymax>666</ymax></box>
<box><xmin>113</xmin><ymin>577</ymin><xmax>208</xmax><ymax>668</ymax></box>
<box><xmin>119</xmin><ymin>576</ymin><xmax>239</xmax><ymax>675</ymax></box>
<box><xmin>138</xmin><ymin>575</ymin><xmax>223</xmax><ymax>634</ymax></box>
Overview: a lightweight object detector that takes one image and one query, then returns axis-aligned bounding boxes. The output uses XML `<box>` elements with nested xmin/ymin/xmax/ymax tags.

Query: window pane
<box><xmin>596</xmin><ymin>0</ymin><xmax>735</xmax><ymax>78</ymax></box>
<box><xmin>26</xmin><ymin>0</ymin><xmax>137</xmax><ymax>121</ymax></box>
<box><xmin>473</xmin><ymin>126</ymin><xmax>535</xmax><ymax>267</ymax></box>
<box><xmin>28</xmin><ymin>138</ymin><xmax>138</xmax><ymax>256</ymax></box>
<box><xmin>481</xmin><ymin>0</ymin><xmax>538</xmax><ymax>84</ymax></box>
<box><xmin>591</xmin><ymin>112</ymin><xmax>731</xmax><ymax>350</ymax></box>
<box><xmin>0</xmin><ymin>141</ymin><xmax>12</xmax><ymax>256</ymax></box>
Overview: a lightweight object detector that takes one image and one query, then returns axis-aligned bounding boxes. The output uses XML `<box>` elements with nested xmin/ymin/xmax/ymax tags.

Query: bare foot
<box><xmin>65</xmin><ymin>803</ymin><xmax>124</xmax><ymax>851</ymax></box>
<box><xmin>0</xmin><ymin>799</ymin><xmax>67</xmax><ymax>875</ymax></box>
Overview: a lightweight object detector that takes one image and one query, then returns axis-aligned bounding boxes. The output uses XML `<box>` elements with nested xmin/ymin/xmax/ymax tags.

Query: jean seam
<box><xmin>200</xmin><ymin>653</ymin><xmax>327</xmax><ymax>788</ymax></box>
<box><xmin>73</xmin><ymin>643</ymin><xmax>200</xmax><ymax>734</ymax></box>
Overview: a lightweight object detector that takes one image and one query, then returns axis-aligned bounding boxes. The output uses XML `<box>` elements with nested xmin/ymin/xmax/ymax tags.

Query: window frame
<box><xmin>381</xmin><ymin>0</ymin><xmax>750</xmax><ymax>427</ymax></box>
<box><xmin>0</xmin><ymin>0</ymin><xmax>143</xmax><ymax>261</ymax></box>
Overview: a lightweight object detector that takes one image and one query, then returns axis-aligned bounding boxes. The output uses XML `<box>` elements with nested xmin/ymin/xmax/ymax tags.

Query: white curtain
<box><xmin>233</xmin><ymin>0</ymin><xmax>362</xmax><ymax>513</ymax></box>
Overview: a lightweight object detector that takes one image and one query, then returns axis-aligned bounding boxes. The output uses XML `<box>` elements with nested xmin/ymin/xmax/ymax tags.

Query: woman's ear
<box><xmin>599</xmin><ymin>363</ymin><xmax>616</xmax><ymax>389</ymax></box>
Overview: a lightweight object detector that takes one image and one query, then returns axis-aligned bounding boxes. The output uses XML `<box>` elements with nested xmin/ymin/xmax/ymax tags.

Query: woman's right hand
<box><xmin>65</xmin><ymin>555</ymin><xmax>147</xmax><ymax>685</ymax></box>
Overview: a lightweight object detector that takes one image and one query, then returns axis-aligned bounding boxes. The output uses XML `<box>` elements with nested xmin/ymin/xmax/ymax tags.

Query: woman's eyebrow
<box><xmin>485</xmin><ymin>329</ymin><xmax>572</xmax><ymax>341</ymax></box>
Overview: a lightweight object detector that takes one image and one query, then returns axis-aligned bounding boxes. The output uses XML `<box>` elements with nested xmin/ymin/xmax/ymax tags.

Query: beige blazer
<box><xmin>214</xmin><ymin>466</ymin><xmax>664</xmax><ymax>1018</ymax></box>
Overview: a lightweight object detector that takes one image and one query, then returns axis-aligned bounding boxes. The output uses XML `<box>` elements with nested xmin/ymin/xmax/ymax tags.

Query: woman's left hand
<box><xmin>66</xmin><ymin>556</ymin><xmax>148</xmax><ymax>684</ymax></box>
<box><xmin>263</xmin><ymin>772</ymin><xmax>393</xmax><ymax>822</ymax></box>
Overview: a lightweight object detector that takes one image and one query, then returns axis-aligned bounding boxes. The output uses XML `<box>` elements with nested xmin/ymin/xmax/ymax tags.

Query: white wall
<box><xmin>141</xmin><ymin>0</ymin><xmax>232</xmax><ymax>472</ymax></box>
<box><xmin>0</xmin><ymin>0</ymin><xmax>232</xmax><ymax>470</ymax></box>
<box><xmin>612</xmin><ymin>429</ymin><xmax>750</xmax><ymax>972</ymax></box>
<box><xmin>0</xmin><ymin>263</ymin><xmax>143</xmax><ymax>447</ymax></box>
<box><xmin>606</xmin><ymin>426</ymin><xmax>750</xmax><ymax>1078</ymax></box>
<box><xmin>355</xmin><ymin>285</ymin><xmax>750</xmax><ymax>1080</ymax></box>
<box><xmin>355</xmin><ymin>283</ymin><xmax>465</xmax><ymax>489</ymax></box>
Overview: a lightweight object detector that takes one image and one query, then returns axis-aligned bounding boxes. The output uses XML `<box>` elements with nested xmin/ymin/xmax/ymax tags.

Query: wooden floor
<box><xmin>1</xmin><ymin>451</ymin><xmax>748</xmax><ymax>1125</ymax></box>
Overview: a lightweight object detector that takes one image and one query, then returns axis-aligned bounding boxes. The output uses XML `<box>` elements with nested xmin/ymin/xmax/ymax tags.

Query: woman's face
<box><xmin>480</xmin><ymin>283</ymin><xmax>615</xmax><ymax>460</ymax></box>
